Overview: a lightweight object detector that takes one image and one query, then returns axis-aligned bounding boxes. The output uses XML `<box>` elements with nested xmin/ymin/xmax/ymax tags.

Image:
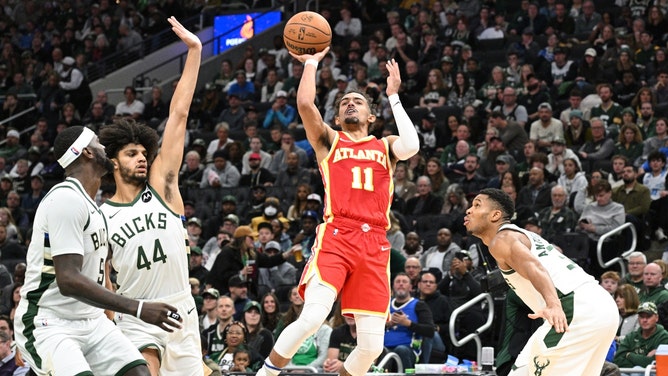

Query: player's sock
<box><xmin>258</xmin><ymin>359</ymin><xmax>281</xmax><ymax>376</ymax></box>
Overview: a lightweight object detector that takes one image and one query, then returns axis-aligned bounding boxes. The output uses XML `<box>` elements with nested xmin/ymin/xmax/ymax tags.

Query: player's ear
<box><xmin>367</xmin><ymin>113</ymin><xmax>377</xmax><ymax>124</ymax></box>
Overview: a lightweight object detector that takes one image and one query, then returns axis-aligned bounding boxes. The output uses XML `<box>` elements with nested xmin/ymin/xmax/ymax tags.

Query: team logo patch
<box><xmin>141</xmin><ymin>190</ymin><xmax>153</xmax><ymax>202</ymax></box>
<box><xmin>70</xmin><ymin>146</ymin><xmax>80</xmax><ymax>155</ymax></box>
<box><xmin>532</xmin><ymin>356</ymin><xmax>550</xmax><ymax>376</ymax></box>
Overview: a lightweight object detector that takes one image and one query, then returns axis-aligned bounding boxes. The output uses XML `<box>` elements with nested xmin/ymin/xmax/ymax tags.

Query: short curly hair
<box><xmin>98</xmin><ymin>119</ymin><xmax>160</xmax><ymax>162</ymax></box>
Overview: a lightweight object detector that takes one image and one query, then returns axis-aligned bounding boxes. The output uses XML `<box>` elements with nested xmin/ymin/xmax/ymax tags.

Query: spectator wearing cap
<box><xmin>200</xmin><ymin>288</ymin><xmax>221</xmax><ymax>331</ymax></box>
<box><xmin>614</xmin><ymin>301</ymin><xmax>668</xmax><ymax>370</ymax></box>
<box><xmin>415</xmin><ymin>111</ymin><xmax>448</xmax><ymax>159</ymax></box>
<box><xmin>546</xmin><ymin>1</ymin><xmax>575</xmax><ymax>36</ymax></box>
<box><xmin>305</xmin><ymin>193</ymin><xmax>323</xmax><ymax>217</ymax></box>
<box><xmin>200</xmin><ymin>149</ymin><xmax>240</xmax><ymax>188</ymax></box>
<box><xmin>189</xmin><ymin>245</ymin><xmax>208</xmax><ymax>287</ymax></box>
<box><xmin>565</xmin><ymin>109</ymin><xmax>593</xmax><ymax>150</ymax></box>
<box><xmin>547</xmin><ymin>47</ymin><xmax>577</xmax><ymax>96</ymax></box>
<box><xmin>537</xmin><ymin>185</ymin><xmax>578</xmax><ymax>243</ymax></box>
<box><xmin>508</xmin><ymin>27</ymin><xmax>540</xmax><ymax>67</ymax></box>
<box><xmin>262</xmin><ymin>90</ymin><xmax>296</xmax><ymax>130</ymax></box>
<box><xmin>206</xmin><ymin>225</ymin><xmax>291</xmax><ymax>296</ymax></box>
<box><xmin>58</xmin><ymin>55</ymin><xmax>92</xmax><ymax>118</ymax></box>
<box><xmin>576</xmin><ymin>48</ymin><xmax>605</xmax><ymax>88</ymax></box>
<box><xmin>529</xmin><ymin>102</ymin><xmax>564</xmax><ymax>152</ymax></box>
<box><xmin>239</xmin><ymin>151</ymin><xmax>275</xmax><ymax>188</ymax></box>
<box><xmin>257</xmin><ymin>240</ymin><xmax>297</xmax><ymax>301</ymax></box>
<box><xmin>486</xmin><ymin>154</ymin><xmax>517</xmax><ymax>189</ymax></box>
<box><xmin>218</xmin><ymin>92</ymin><xmax>247</xmax><ymax>133</ymax></box>
<box><xmin>547</xmin><ymin>136</ymin><xmax>581</xmax><ymax>176</ymax></box>
<box><xmin>114</xmin><ymin>86</ymin><xmax>144</xmax><ymax>121</ymax></box>
<box><xmin>227</xmin><ymin>275</ymin><xmax>252</xmax><ymax>321</ymax></box>
<box><xmin>187</xmin><ymin>217</ymin><xmax>206</xmax><ymax>249</ymax></box>
<box><xmin>243</xmin><ymin>300</ymin><xmax>275</xmax><ymax>359</ymax></box>
<box><xmin>179</xmin><ymin>150</ymin><xmax>205</xmax><ymax>188</ymax></box>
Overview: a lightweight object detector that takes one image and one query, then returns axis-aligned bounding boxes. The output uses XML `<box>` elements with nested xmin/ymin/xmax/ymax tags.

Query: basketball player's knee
<box><xmin>356</xmin><ymin>338</ymin><xmax>384</xmax><ymax>359</ymax></box>
<box><xmin>296</xmin><ymin>305</ymin><xmax>329</xmax><ymax>333</ymax></box>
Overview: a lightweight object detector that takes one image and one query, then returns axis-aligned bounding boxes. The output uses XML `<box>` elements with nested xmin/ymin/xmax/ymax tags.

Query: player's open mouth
<box><xmin>345</xmin><ymin>108</ymin><xmax>356</xmax><ymax>115</ymax></box>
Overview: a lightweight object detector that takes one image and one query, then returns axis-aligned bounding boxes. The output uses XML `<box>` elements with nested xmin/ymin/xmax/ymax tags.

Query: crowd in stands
<box><xmin>4</xmin><ymin>0</ymin><xmax>668</xmax><ymax>373</ymax></box>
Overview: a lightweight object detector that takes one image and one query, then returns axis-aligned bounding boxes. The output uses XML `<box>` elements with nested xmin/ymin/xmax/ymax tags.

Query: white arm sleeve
<box><xmin>388</xmin><ymin>94</ymin><xmax>420</xmax><ymax>160</ymax></box>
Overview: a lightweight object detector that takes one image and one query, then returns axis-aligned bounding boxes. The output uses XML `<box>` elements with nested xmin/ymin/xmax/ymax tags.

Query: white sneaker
<box><xmin>656</xmin><ymin>228</ymin><xmax>668</xmax><ymax>242</ymax></box>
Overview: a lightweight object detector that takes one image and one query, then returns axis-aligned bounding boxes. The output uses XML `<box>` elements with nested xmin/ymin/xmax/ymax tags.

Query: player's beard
<box><xmin>343</xmin><ymin>116</ymin><xmax>360</xmax><ymax>125</ymax></box>
<box><xmin>119</xmin><ymin>164</ymin><xmax>147</xmax><ymax>186</ymax></box>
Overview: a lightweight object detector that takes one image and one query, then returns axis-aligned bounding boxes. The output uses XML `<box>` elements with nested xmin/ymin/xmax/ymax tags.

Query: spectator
<box><xmin>415</xmin><ymin>112</ymin><xmax>448</xmax><ymax>159</ymax></box>
<box><xmin>58</xmin><ymin>56</ymin><xmax>92</xmax><ymax>118</ymax></box>
<box><xmin>578</xmin><ymin>180</ymin><xmax>625</xmax><ymax>276</ymax></box>
<box><xmin>537</xmin><ymin>185</ymin><xmax>578</xmax><ymax>243</ymax></box>
<box><xmin>623</xmin><ymin>252</ymin><xmax>648</xmax><ymax>292</ymax></box>
<box><xmin>564</xmin><ymin>110</ymin><xmax>592</xmax><ymax>151</ymax></box>
<box><xmin>546</xmin><ymin>1</ymin><xmax>575</xmax><ymax>35</ymax></box>
<box><xmin>446</xmin><ymin>71</ymin><xmax>476</xmax><ymax>108</ymax></box>
<box><xmin>578</xmin><ymin>117</ymin><xmax>615</xmax><ymax>173</ymax></box>
<box><xmin>114</xmin><ymin>86</ymin><xmax>144</xmax><ymax>121</ymax></box>
<box><xmin>574</xmin><ymin>1</ymin><xmax>602</xmax><ymax>35</ymax></box>
<box><xmin>489</xmin><ymin>111</ymin><xmax>529</xmax><ymax>161</ymax></box>
<box><xmin>418</xmin><ymin>270</ymin><xmax>451</xmax><ymax>363</ymax></box>
<box><xmin>529</xmin><ymin>102</ymin><xmax>563</xmax><ymax>151</ymax></box>
<box><xmin>200</xmin><ymin>288</ymin><xmax>221</xmax><ymax>332</ymax></box>
<box><xmin>117</xmin><ymin>22</ymin><xmax>143</xmax><ymax>59</ymax></box>
<box><xmin>262</xmin><ymin>90</ymin><xmax>296</xmax><ymax>130</ymax></box>
<box><xmin>239</xmin><ymin>152</ymin><xmax>274</xmax><ymax>188</ymax></box>
<box><xmin>261</xmin><ymin>292</ymin><xmax>282</xmax><ymax>334</ymax></box>
<box><xmin>273</xmin><ymin>152</ymin><xmax>313</xmax><ymax>189</ymax></box>
<box><xmin>200</xmin><ymin>149</ymin><xmax>241</xmax><ymax>189</ymax></box>
<box><xmin>218</xmin><ymin>93</ymin><xmax>246</xmax><ymax>133</ymax></box>
<box><xmin>179</xmin><ymin>150</ymin><xmax>204</xmax><ymax>188</ymax></box>
<box><xmin>419</xmin><ymin>228</ymin><xmax>462</xmax><ymax>278</ymax></box>
<box><xmin>384</xmin><ymin>273</ymin><xmax>434</xmax><ymax>370</ymax></box>
<box><xmin>494</xmin><ymin>87</ymin><xmax>528</xmax><ymax>128</ymax></box>
<box><xmin>614</xmin><ymin>302</ymin><xmax>668</xmax><ymax>370</ymax></box>
<box><xmin>268</xmin><ymin>131</ymin><xmax>309</xmax><ymax>175</ymax></box>
<box><xmin>590</xmin><ymin>84</ymin><xmax>623</xmax><ymax>133</ymax></box>
<box><xmin>611</xmin><ymin>164</ymin><xmax>651</xmax><ymax>241</ymax></box>
<box><xmin>456</xmin><ymin>154</ymin><xmax>487</xmax><ymax>196</ymax></box>
<box><xmin>402</xmin><ymin>234</ymin><xmax>424</xmax><ymax>259</ymax></box>
<box><xmin>189</xmin><ymin>246</ymin><xmax>208</xmax><ymax>288</ymax></box>
<box><xmin>615</xmin><ymin>284</ymin><xmax>640</xmax><ymax>343</ymax></box>
<box><xmin>557</xmin><ymin>157</ymin><xmax>588</xmax><ymax>202</ymax></box>
<box><xmin>334</xmin><ymin>7</ymin><xmax>362</xmax><ymax>40</ymax></box>
<box><xmin>403</xmin><ymin>256</ymin><xmax>422</xmax><ymax>295</ymax></box>
<box><xmin>643</xmin><ymin>151</ymin><xmax>668</xmax><ymax>241</ymax></box>
<box><xmin>143</xmin><ymin>85</ymin><xmax>168</xmax><ymax>126</ymax></box>
<box><xmin>639</xmin><ymin>263</ymin><xmax>668</xmax><ymax>306</ymax></box>
<box><xmin>405</xmin><ymin>176</ymin><xmax>443</xmax><ymax>220</ymax></box>
<box><xmin>517</xmin><ymin>167</ymin><xmax>553</xmax><ymax>214</ymax></box>
<box><xmin>243</xmin><ymin>300</ymin><xmax>274</xmax><ymax>359</ymax></box>
<box><xmin>323</xmin><ymin>315</ymin><xmax>358</xmax><ymax>374</ymax></box>
<box><xmin>227</xmin><ymin>70</ymin><xmax>255</xmax><ymax>104</ymax></box>
<box><xmin>547</xmin><ymin>137</ymin><xmax>580</xmax><ymax>177</ymax></box>
<box><xmin>615</xmin><ymin>124</ymin><xmax>644</xmax><ymax>165</ymax></box>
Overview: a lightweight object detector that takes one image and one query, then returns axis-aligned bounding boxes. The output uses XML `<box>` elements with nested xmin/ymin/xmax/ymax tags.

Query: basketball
<box><xmin>283</xmin><ymin>11</ymin><xmax>332</xmax><ymax>56</ymax></box>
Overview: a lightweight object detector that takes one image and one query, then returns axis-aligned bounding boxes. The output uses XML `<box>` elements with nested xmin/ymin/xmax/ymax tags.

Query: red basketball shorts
<box><xmin>299</xmin><ymin>217</ymin><xmax>391</xmax><ymax>318</ymax></box>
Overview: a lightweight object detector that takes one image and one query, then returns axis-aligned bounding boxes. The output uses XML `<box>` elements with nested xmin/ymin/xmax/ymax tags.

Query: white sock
<box><xmin>258</xmin><ymin>359</ymin><xmax>281</xmax><ymax>376</ymax></box>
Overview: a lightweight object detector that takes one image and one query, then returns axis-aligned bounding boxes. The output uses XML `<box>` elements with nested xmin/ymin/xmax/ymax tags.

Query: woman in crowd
<box><xmin>447</xmin><ymin>71</ymin><xmax>476</xmax><ymax>108</ymax></box>
<box><xmin>274</xmin><ymin>286</ymin><xmax>303</xmax><ymax>338</ymax></box>
<box><xmin>615</xmin><ymin>123</ymin><xmax>644</xmax><ymax>164</ymax></box>
<box><xmin>394</xmin><ymin>161</ymin><xmax>417</xmax><ymax>202</ymax></box>
<box><xmin>441</xmin><ymin>183</ymin><xmax>468</xmax><ymax>215</ymax></box>
<box><xmin>287</xmin><ymin>183</ymin><xmax>312</xmax><ymax>222</ymax></box>
<box><xmin>419</xmin><ymin>68</ymin><xmax>448</xmax><ymax>110</ymax></box>
<box><xmin>261</xmin><ymin>292</ymin><xmax>283</xmax><ymax>334</ymax></box>
<box><xmin>614</xmin><ymin>284</ymin><xmax>640</xmax><ymax>343</ymax></box>
<box><xmin>243</xmin><ymin>301</ymin><xmax>274</xmax><ymax>358</ymax></box>
<box><xmin>387</xmin><ymin>211</ymin><xmax>405</xmax><ymax>251</ymax></box>
<box><xmin>573</xmin><ymin>170</ymin><xmax>604</xmax><ymax>214</ymax></box>
<box><xmin>425</xmin><ymin>157</ymin><xmax>449</xmax><ymax>198</ymax></box>
<box><xmin>557</xmin><ymin>157</ymin><xmax>589</xmax><ymax>203</ymax></box>
<box><xmin>212</xmin><ymin>321</ymin><xmax>262</xmax><ymax>371</ymax></box>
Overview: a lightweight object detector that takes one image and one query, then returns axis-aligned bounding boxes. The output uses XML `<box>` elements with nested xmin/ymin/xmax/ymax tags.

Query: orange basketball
<box><xmin>283</xmin><ymin>11</ymin><xmax>332</xmax><ymax>56</ymax></box>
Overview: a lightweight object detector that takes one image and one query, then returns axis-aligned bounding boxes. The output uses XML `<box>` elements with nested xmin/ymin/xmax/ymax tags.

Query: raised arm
<box><xmin>490</xmin><ymin>231</ymin><xmax>568</xmax><ymax>333</ymax></box>
<box><xmin>384</xmin><ymin>59</ymin><xmax>419</xmax><ymax>164</ymax></box>
<box><xmin>289</xmin><ymin>47</ymin><xmax>337</xmax><ymax>162</ymax></box>
<box><xmin>150</xmin><ymin>17</ymin><xmax>202</xmax><ymax>204</ymax></box>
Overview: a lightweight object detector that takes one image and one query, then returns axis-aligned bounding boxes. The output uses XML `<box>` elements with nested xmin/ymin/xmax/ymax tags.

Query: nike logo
<box><xmin>381</xmin><ymin>246</ymin><xmax>391</xmax><ymax>251</ymax></box>
<box><xmin>187</xmin><ymin>307</ymin><xmax>196</xmax><ymax>314</ymax></box>
<box><xmin>109</xmin><ymin>210</ymin><xmax>121</xmax><ymax>219</ymax></box>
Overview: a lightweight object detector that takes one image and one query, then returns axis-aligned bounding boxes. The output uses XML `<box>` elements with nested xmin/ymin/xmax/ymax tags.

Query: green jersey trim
<box><xmin>114</xmin><ymin>359</ymin><xmax>149</xmax><ymax>376</ymax></box>
<box><xmin>21</xmin><ymin>272</ymin><xmax>57</xmax><ymax>369</ymax></box>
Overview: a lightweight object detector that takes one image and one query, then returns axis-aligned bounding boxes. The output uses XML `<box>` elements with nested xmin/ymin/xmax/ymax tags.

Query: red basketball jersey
<box><xmin>320</xmin><ymin>131</ymin><xmax>393</xmax><ymax>229</ymax></box>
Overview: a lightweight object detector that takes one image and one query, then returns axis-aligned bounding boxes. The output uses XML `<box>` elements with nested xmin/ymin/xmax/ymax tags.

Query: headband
<box><xmin>57</xmin><ymin>127</ymin><xmax>95</xmax><ymax>168</ymax></box>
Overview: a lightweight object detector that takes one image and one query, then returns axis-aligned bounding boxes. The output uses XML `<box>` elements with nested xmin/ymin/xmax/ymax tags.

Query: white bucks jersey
<box><xmin>499</xmin><ymin>224</ymin><xmax>594</xmax><ymax>314</ymax></box>
<box><xmin>101</xmin><ymin>185</ymin><xmax>190</xmax><ymax>299</ymax></box>
<box><xmin>19</xmin><ymin>177</ymin><xmax>108</xmax><ymax>319</ymax></box>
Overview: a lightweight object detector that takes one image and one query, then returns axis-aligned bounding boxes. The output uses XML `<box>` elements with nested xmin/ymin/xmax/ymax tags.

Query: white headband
<box><xmin>57</xmin><ymin>127</ymin><xmax>95</xmax><ymax>168</ymax></box>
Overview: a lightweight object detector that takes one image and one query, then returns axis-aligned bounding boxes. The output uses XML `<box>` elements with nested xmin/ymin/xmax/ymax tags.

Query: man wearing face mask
<box><xmin>251</xmin><ymin>197</ymin><xmax>290</xmax><ymax>232</ymax></box>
